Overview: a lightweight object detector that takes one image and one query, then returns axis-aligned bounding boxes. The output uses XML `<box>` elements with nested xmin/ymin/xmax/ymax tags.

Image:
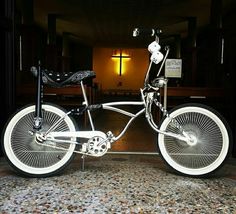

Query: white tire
<box><xmin>158</xmin><ymin>103</ymin><xmax>231</xmax><ymax>177</ymax></box>
<box><xmin>3</xmin><ymin>104</ymin><xmax>77</xmax><ymax>177</ymax></box>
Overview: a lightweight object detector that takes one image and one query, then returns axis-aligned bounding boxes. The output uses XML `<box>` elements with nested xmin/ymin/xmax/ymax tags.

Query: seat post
<box><xmin>33</xmin><ymin>61</ymin><xmax>43</xmax><ymax>130</ymax></box>
<box><xmin>80</xmin><ymin>81</ymin><xmax>95</xmax><ymax>130</ymax></box>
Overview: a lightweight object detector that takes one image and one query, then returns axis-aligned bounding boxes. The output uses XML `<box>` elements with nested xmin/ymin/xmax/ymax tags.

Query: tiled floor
<box><xmin>0</xmin><ymin>103</ymin><xmax>236</xmax><ymax>213</ymax></box>
<box><xmin>0</xmin><ymin>154</ymin><xmax>236</xmax><ymax>213</ymax></box>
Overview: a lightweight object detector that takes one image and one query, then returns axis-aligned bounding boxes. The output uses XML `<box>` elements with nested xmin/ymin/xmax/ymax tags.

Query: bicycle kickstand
<box><xmin>81</xmin><ymin>154</ymin><xmax>86</xmax><ymax>171</ymax></box>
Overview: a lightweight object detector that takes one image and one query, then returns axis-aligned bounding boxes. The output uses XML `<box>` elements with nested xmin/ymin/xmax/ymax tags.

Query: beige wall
<box><xmin>93</xmin><ymin>48</ymin><xmax>149</xmax><ymax>90</ymax></box>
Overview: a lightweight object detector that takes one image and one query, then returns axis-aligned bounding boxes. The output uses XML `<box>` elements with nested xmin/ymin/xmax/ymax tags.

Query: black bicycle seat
<box><xmin>31</xmin><ymin>67</ymin><xmax>96</xmax><ymax>87</ymax></box>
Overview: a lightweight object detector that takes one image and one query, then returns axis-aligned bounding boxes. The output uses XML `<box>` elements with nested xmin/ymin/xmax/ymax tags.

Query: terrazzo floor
<box><xmin>1</xmin><ymin>104</ymin><xmax>236</xmax><ymax>213</ymax></box>
<box><xmin>0</xmin><ymin>154</ymin><xmax>236</xmax><ymax>213</ymax></box>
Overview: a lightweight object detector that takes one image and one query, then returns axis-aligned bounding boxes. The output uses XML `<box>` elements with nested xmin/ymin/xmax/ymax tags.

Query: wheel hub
<box><xmin>185</xmin><ymin>132</ymin><xmax>198</xmax><ymax>146</ymax></box>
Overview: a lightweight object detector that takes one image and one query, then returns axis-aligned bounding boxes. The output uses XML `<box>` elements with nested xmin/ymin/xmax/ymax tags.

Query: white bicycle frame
<box><xmin>38</xmin><ymin>36</ymin><xmax>191</xmax><ymax>154</ymax></box>
<box><xmin>42</xmin><ymin>82</ymin><xmax>190</xmax><ymax>150</ymax></box>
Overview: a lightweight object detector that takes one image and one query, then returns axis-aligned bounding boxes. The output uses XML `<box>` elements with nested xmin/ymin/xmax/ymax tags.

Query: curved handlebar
<box><xmin>132</xmin><ymin>28</ymin><xmax>162</xmax><ymax>37</ymax></box>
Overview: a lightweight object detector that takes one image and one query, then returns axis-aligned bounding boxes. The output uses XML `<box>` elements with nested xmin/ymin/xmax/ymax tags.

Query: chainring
<box><xmin>87</xmin><ymin>136</ymin><xmax>108</xmax><ymax>157</ymax></box>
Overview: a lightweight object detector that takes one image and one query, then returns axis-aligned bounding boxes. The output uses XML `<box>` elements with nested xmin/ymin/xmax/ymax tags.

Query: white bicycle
<box><xmin>2</xmin><ymin>28</ymin><xmax>232</xmax><ymax>177</ymax></box>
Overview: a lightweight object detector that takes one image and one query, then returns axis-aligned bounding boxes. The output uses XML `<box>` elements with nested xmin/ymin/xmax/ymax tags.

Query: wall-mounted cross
<box><xmin>112</xmin><ymin>49</ymin><xmax>131</xmax><ymax>76</ymax></box>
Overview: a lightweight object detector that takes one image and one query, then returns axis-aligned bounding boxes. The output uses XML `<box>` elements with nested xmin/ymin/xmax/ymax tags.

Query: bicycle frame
<box><xmin>34</xmin><ymin>35</ymin><xmax>191</xmax><ymax>156</ymax></box>
<box><xmin>39</xmin><ymin>83</ymin><xmax>146</xmax><ymax>145</ymax></box>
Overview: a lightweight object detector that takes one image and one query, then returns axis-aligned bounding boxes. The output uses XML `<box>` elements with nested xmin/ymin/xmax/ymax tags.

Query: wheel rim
<box><xmin>159</xmin><ymin>106</ymin><xmax>229</xmax><ymax>175</ymax></box>
<box><xmin>4</xmin><ymin>105</ymin><xmax>76</xmax><ymax>175</ymax></box>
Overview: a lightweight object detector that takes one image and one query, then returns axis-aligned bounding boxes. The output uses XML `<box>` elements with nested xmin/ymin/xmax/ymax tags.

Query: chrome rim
<box><xmin>163</xmin><ymin>111</ymin><xmax>223</xmax><ymax>169</ymax></box>
<box><xmin>10</xmin><ymin>109</ymin><xmax>72</xmax><ymax>168</ymax></box>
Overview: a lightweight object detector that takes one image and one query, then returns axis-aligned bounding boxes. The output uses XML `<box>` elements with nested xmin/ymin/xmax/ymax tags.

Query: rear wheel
<box><xmin>158</xmin><ymin>103</ymin><xmax>231</xmax><ymax>177</ymax></box>
<box><xmin>3</xmin><ymin>104</ymin><xmax>77</xmax><ymax>177</ymax></box>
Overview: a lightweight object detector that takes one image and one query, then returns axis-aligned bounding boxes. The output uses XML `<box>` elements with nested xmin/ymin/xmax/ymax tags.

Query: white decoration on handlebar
<box><xmin>148</xmin><ymin>41</ymin><xmax>161</xmax><ymax>53</ymax></box>
<box><xmin>150</xmin><ymin>51</ymin><xmax>164</xmax><ymax>64</ymax></box>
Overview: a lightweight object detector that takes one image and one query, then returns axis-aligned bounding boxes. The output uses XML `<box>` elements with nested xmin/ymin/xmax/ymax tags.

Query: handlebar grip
<box><xmin>132</xmin><ymin>28</ymin><xmax>162</xmax><ymax>37</ymax></box>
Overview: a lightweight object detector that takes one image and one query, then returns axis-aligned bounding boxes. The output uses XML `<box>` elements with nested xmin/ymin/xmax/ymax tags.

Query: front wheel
<box><xmin>158</xmin><ymin>103</ymin><xmax>232</xmax><ymax>177</ymax></box>
<box><xmin>2</xmin><ymin>104</ymin><xmax>77</xmax><ymax>177</ymax></box>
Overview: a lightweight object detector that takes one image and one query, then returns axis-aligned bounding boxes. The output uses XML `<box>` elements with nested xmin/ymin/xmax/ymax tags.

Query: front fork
<box><xmin>145</xmin><ymin>92</ymin><xmax>193</xmax><ymax>144</ymax></box>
